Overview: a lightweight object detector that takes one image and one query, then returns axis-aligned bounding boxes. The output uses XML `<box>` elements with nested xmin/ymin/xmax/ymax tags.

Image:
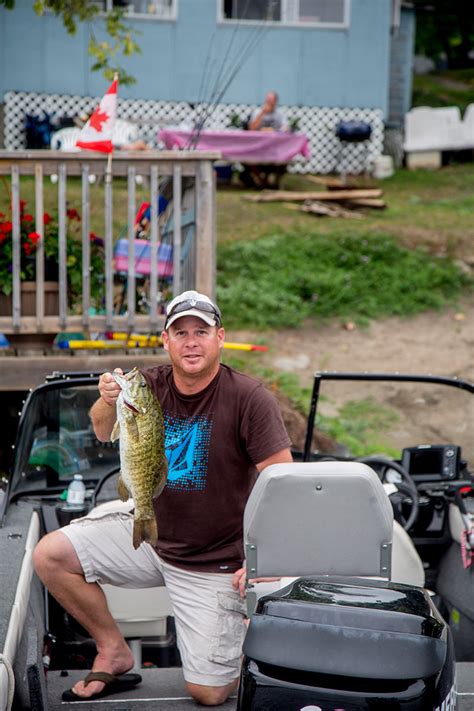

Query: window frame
<box><xmin>101</xmin><ymin>0</ymin><xmax>178</xmax><ymax>21</ymax></box>
<box><xmin>217</xmin><ymin>0</ymin><xmax>350</xmax><ymax>29</ymax></box>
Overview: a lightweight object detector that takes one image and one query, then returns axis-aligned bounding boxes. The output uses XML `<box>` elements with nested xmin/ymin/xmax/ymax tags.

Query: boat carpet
<box><xmin>456</xmin><ymin>662</ymin><xmax>474</xmax><ymax>710</ymax></box>
<box><xmin>47</xmin><ymin>663</ymin><xmax>474</xmax><ymax>710</ymax></box>
<box><xmin>47</xmin><ymin>667</ymin><xmax>237</xmax><ymax>709</ymax></box>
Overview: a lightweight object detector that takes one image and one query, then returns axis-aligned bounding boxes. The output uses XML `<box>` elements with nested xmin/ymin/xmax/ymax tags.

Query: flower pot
<box><xmin>0</xmin><ymin>281</ymin><xmax>59</xmax><ymax>317</ymax></box>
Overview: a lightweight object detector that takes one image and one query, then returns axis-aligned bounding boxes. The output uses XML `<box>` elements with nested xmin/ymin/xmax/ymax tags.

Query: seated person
<box><xmin>242</xmin><ymin>91</ymin><xmax>288</xmax><ymax>189</ymax></box>
<box><xmin>248</xmin><ymin>91</ymin><xmax>287</xmax><ymax>132</ymax></box>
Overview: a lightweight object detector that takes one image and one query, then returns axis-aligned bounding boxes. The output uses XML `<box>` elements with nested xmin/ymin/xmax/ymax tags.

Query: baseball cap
<box><xmin>164</xmin><ymin>290</ymin><xmax>222</xmax><ymax>330</ymax></box>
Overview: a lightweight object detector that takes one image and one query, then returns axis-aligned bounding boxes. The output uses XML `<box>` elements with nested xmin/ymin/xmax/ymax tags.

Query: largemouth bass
<box><xmin>110</xmin><ymin>367</ymin><xmax>167</xmax><ymax>549</ymax></box>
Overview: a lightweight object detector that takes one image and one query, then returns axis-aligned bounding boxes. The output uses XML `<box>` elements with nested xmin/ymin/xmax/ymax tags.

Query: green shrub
<box><xmin>217</xmin><ymin>231</ymin><xmax>470</xmax><ymax>329</ymax></box>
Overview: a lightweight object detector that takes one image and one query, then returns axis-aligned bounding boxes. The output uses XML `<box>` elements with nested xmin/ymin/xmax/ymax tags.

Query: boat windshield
<box><xmin>10</xmin><ymin>381</ymin><xmax>119</xmax><ymax>498</ymax></box>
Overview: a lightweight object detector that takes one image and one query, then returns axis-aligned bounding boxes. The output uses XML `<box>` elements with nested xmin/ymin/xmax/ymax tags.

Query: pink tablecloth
<box><xmin>159</xmin><ymin>128</ymin><xmax>310</xmax><ymax>164</ymax></box>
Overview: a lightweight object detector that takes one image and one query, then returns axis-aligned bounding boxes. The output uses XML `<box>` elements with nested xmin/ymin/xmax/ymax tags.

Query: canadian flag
<box><xmin>76</xmin><ymin>78</ymin><xmax>118</xmax><ymax>153</ymax></box>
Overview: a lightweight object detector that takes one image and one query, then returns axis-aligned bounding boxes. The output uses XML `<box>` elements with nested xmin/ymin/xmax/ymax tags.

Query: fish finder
<box><xmin>401</xmin><ymin>444</ymin><xmax>461</xmax><ymax>482</ymax></box>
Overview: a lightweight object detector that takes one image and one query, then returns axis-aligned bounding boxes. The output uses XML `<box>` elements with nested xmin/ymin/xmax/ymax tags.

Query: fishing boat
<box><xmin>1</xmin><ymin>371</ymin><xmax>473</xmax><ymax>710</ymax></box>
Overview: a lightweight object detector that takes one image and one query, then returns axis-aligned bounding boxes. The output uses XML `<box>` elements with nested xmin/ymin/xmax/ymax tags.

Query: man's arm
<box><xmin>89</xmin><ymin>369</ymin><xmax>123</xmax><ymax>441</ymax></box>
<box><xmin>256</xmin><ymin>447</ymin><xmax>293</xmax><ymax>473</ymax></box>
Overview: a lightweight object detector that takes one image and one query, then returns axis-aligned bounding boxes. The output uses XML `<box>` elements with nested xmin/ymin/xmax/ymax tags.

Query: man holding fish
<box><xmin>33</xmin><ymin>290</ymin><xmax>292</xmax><ymax>705</ymax></box>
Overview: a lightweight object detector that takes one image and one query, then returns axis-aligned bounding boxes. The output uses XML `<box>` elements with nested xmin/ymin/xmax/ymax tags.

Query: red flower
<box><xmin>67</xmin><ymin>208</ymin><xmax>81</xmax><ymax>221</ymax></box>
<box><xmin>0</xmin><ymin>221</ymin><xmax>12</xmax><ymax>233</ymax></box>
<box><xmin>28</xmin><ymin>232</ymin><xmax>41</xmax><ymax>244</ymax></box>
<box><xmin>23</xmin><ymin>242</ymin><xmax>33</xmax><ymax>255</ymax></box>
<box><xmin>43</xmin><ymin>213</ymin><xmax>52</xmax><ymax>225</ymax></box>
<box><xmin>0</xmin><ymin>233</ymin><xmax>6</xmax><ymax>244</ymax></box>
<box><xmin>23</xmin><ymin>214</ymin><xmax>33</xmax><ymax>222</ymax></box>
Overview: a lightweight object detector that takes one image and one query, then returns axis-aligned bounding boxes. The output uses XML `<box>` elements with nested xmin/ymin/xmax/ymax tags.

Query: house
<box><xmin>0</xmin><ymin>0</ymin><xmax>415</xmax><ymax>173</ymax></box>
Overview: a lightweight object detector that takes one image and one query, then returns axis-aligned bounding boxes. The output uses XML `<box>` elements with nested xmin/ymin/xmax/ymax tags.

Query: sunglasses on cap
<box><xmin>165</xmin><ymin>299</ymin><xmax>222</xmax><ymax>326</ymax></box>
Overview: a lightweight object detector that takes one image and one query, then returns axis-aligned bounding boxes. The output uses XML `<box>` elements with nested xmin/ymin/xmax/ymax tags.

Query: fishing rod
<box><xmin>188</xmin><ymin>1</ymin><xmax>273</xmax><ymax>148</ymax></box>
<box><xmin>191</xmin><ymin>0</ymin><xmax>252</xmax><ymax>145</ymax></box>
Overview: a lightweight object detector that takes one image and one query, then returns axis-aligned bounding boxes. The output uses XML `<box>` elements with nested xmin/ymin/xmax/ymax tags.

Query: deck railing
<box><xmin>0</xmin><ymin>150</ymin><xmax>218</xmax><ymax>336</ymax></box>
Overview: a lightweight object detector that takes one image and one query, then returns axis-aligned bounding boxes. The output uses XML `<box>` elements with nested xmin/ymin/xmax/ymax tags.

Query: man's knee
<box><xmin>33</xmin><ymin>530</ymin><xmax>80</xmax><ymax>579</ymax></box>
<box><xmin>185</xmin><ymin>679</ymin><xmax>238</xmax><ymax>706</ymax></box>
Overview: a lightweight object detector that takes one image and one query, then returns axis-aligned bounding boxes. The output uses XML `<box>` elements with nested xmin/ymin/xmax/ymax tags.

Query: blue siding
<box><xmin>1</xmin><ymin>0</ymin><xmax>393</xmax><ymax>115</ymax></box>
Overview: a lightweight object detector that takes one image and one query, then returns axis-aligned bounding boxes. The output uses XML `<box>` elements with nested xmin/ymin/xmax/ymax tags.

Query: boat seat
<box><xmin>89</xmin><ymin>499</ymin><xmax>173</xmax><ymax>669</ymax></box>
<box><xmin>243</xmin><ymin>461</ymin><xmax>424</xmax><ymax>614</ymax></box>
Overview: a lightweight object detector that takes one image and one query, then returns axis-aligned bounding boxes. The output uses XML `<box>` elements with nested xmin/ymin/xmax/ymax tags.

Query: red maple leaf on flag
<box><xmin>89</xmin><ymin>108</ymin><xmax>110</xmax><ymax>132</ymax></box>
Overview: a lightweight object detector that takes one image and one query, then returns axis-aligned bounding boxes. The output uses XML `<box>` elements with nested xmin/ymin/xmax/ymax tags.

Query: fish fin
<box><xmin>133</xmin><ymin>518</ymin><xmax>158</xmax><ymax>550</ymax></box>
<box><xmin>153</xmin><ymin>459</ymin><xmax>168</xmax><ymax>498</ymax></box>
<box><xmin>110</xmin><ymin>420</ymin><xmax>120</xmax><ymax>442</ymax></box>
<box><xmin>127</xmin><ymin>417</ymin><xmax>140</xmax><ymax>441</ymax></box>
<box><xmin>117</xmin><ymin>475</ymin><xmax>130</xmax><ymax>502</ymax></box>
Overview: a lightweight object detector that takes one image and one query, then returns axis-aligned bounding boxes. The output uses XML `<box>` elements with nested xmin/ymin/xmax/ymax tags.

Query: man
<box><xmin>243</xmin><ymin>91</ymin><xmax>288</xmax><ymax>188</ymax></box>
<box><xmin>248</xmin><ymin>91</ymin><xmax>286</xmax><ymax>132</ymax></box>
<box><xmin>33</xmin><ymin>290</ymin><xmax>292</xmax><ymax>706</ymax></box>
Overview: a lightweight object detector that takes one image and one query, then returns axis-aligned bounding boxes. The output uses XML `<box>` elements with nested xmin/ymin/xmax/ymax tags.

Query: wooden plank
<box><xmin>58</xmin><ymin>163</ymin><xmax>68</xmax><ymax>329</ymax></box>
<box><xmin>149</xmin><ymin>164</ymin><xmax>159</xmax><ymax>332</ymax></box>
<box><xmin>104</xmin><ymin>171</ymin><xmax>114</xmax><ymax>329</ymax></box>
<box><xmin>244</xmin><ymin>189</ymin><xmax>383</xmax><ymax>203</ymax></box>
<box><xmin>342</xmin><ymin>198</ymin><xmax>386</xmax><ymax>209</ymax></box>
<box><xmin>0</xmin><ymin>352</ymin><xmax>169</xmax><ymax>391</ymax></box>
<box><xmin>81</xmin><ymin>164</ymin><xmax>91</xmax><ymax>332</ymax></box>
<box><xmin>11</xmin><ymin>166</ymin><xmax>21</xmax><ymax>330</ymax></box>
<box><xmin>172</xmin><ymin>164</ymin><xmax>182</xmax><ymax>295</ymax></box>
<box><xmin>127</xmin><ymin>165</ymin><xmax>136</xmax><ymax>329</ymax></box>
<box><xmin>195</xmin><ymin>161</ymin><xmax>216</xmax><ymax>299</ymax></box>
<box><xmin>301</xmin><ymin>201</ymin><xmax>364</xmax><ymax>219</ymax></box>
<box><xmin>34</xmin><ymin>163</ymin><xmax>45</xmax><ymax>326</ymax></box>
<box><xmin>305</xmin><ymin>174</ymin><xmax>375</xmax><ymax>190</ymax></box>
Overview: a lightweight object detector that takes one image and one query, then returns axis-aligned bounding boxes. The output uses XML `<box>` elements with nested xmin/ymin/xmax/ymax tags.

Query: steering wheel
<box><xmin>356</xmin><ymin>456</ymin><xmax>420</xmax><ymax>531</ymax></box>
<box><xmin>91</xmin><ymin>466</ymin><xmax>121</xmax><ymax>508</ymax></box>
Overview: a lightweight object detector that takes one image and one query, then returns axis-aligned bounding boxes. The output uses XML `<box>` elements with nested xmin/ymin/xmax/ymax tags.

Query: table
<box><xmin>159</xmin><ymin>128</ymin><xmax>310</xmax><ymax>164</ymax></box>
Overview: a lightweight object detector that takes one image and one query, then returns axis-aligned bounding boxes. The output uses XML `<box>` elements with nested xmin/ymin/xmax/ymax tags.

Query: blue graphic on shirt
<box><xmin>164</xmin><ymin>413</ymin><xmax>212</xmax><ymax>491</ymax></box>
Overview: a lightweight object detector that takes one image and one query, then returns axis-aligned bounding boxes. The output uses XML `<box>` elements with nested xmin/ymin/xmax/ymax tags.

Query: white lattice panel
<box><xmin>4</xmin><ymin>91</ymin><xmax>384</xmax><ymax>174</ymax></box>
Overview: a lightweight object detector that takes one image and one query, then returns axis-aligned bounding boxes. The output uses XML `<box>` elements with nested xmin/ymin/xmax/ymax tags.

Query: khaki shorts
<box><xmin>61</xmin><ymin>510</ymin><xmax>247</xmax><ymax>687</ymax></box>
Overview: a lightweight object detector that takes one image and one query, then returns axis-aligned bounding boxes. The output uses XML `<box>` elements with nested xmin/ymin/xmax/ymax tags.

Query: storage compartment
<box><xmin>239</xmin><ymin>576</ymin><xmax>456</xmax><ymax>710</ymax></box>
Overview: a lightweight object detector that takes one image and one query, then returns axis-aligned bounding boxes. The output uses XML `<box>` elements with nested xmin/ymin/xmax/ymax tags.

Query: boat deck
<box><xmin>47</xmin><ymin>668</ymin><xmax>237</xmax><ymax>709</ymax></box>
<box><xmin>45</xmin><ymin>664</ymin><xmax>474</xmax><ymax>710</ymax></box>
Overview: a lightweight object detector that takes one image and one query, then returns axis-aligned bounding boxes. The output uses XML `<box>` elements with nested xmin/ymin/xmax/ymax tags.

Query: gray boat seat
<box><xmin>88</xmin><ymin>499</ymin><xmax>173</xmax><ymax>669</ymax></box>
<box><xmin>243</xmin><ymin>461</ymin><xmax>424</xmax><ymax>612</ymax></box>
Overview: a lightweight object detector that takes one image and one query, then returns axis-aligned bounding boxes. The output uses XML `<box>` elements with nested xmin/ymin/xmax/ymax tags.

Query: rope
<box><xmin>0</xmin><ymin>653</ymin><xmax>15</xmax><ymax>711</ymax></box>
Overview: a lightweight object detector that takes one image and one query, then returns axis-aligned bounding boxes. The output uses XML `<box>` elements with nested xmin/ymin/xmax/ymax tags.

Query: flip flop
<box><xmin>61</xmin><ymin>671</ymin><xmax>143</xmax><ymax>702</ymax></box>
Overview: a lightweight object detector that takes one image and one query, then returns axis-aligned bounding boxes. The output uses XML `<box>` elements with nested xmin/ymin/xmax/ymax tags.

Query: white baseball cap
<box><xmin>164</xmin><ymin>290</ymin><xmax>222</xmax><ymax>330</ymax></box>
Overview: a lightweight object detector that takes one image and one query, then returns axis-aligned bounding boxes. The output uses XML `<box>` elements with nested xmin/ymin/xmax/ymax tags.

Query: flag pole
<box><xmin>105</xmin><ymin>73</ymin><xmax>119</xmax><ymax>185</ymax></box>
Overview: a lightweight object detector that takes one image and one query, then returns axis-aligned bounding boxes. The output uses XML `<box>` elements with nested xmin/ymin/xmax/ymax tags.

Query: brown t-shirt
<box><xmin>141</xmin><ymin>363</ymin><xmax>291</xmax><ymax>572</ymax></box>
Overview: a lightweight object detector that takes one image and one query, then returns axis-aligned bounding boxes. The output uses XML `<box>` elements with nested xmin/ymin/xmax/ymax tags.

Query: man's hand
<box><xmin>232</xmin><ymin>567</ymin><xmax>282</xmax><ymax>598</ymax></box>
<box><xmin>232</xmin><ymin>567</ymin><xmax>247</xmax><ymax>598</ymax></box>
<box><xmin>98</xmin><ymin>368</ymin><xmax>123</xmax><ymax>407</ymax></box>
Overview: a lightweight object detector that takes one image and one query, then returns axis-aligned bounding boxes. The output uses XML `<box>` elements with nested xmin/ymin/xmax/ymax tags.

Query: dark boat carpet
<box><xmin>457</xmin><ymin>662</ymin><xmax>474</xmax><ymax>710</ymax></box>
<box><xmin>47</xmin><ymin>667</ymin><xmax>237</xmax><ymax>709</ymax></box>
<box><xmin>46</xmin><ymin>663</ymin><xmax>474</xmax><ymax>710</ymax></box>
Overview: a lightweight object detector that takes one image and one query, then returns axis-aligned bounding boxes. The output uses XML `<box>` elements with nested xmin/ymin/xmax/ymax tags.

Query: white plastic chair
<box><xmin>88</xmin><ymin>499</ymin><xmax>173</xmax><ymax>669</ymax></box>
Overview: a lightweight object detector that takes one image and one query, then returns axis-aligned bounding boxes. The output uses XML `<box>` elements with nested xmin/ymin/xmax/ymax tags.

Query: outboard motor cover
<box><xmin>238</xmin><ymin>577</ymin><xmax>456</xmax><ymax>711</ymax></box>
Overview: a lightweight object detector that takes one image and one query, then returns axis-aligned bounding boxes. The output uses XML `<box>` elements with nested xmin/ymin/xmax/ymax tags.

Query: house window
<box><xmin>99</xmin><ymin>0</ymin><xmax>176</xmax><ymax>18</ymax></box>
<box><xmin>221</xmin><ymin>0</ymin><xmax>348</xmax><ymax>27</ymax></box>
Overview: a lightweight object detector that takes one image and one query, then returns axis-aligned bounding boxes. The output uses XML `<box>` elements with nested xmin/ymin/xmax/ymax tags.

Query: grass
<box><xmin>217</xmin><ymin>165</ymin><xmax>474</xmax><ymax>259</ymax></box>
<box><xmin>217</xmin><ymin>228</ymin><xmax>470</xmax><ymax>329</ymax></box>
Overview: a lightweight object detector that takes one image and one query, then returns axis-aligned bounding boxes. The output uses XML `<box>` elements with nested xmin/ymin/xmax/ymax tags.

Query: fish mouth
<box><xmin>123</xmin><ymin>399</ymin><xmax>141</xmax><ymax>414</ymax></box>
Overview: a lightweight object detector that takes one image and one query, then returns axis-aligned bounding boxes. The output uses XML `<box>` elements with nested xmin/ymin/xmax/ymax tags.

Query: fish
<box><xmin>110</xmin><ymin>367</ymin><xmax>167</xmax><ymax>549</ymax></box>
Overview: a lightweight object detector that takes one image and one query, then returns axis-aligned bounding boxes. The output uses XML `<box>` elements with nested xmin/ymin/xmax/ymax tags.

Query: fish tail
<box><xmin>133</xmin><ymin>517</ymin><xmax>158</xmax><ymax>550</ymax></box>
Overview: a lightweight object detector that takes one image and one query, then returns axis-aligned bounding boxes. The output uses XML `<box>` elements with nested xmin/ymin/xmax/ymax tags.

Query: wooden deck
<box><xmin>0</xmin><ymin>150</ymin><xmax>218</xmax><ymax>338</ymax></box>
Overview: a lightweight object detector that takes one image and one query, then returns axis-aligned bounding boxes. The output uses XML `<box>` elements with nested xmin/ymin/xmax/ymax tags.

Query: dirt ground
<box><xmin>227</xmin><ymin>298</ymin><xmax>474</xmax><ymax>459</ymax></box>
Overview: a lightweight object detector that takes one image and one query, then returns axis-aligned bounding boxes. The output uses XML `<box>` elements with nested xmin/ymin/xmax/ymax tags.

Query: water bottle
<box><xmin>66</xmin><ymin>474</ymin><xmax>86</xmax><ymax>508</ymax></box>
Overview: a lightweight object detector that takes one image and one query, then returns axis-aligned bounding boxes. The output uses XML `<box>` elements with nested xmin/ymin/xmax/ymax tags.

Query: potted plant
<box><xmin>0</xmin><ymin>200</ymin><xmax>105</xmax><ymax>316</ymax></box>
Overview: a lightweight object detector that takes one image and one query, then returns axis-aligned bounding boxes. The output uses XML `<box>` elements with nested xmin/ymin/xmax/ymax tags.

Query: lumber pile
<box><xmin>243</xmin><ymin>175</ymin><xmax>387</xmax><ymax>217</ymax></box>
